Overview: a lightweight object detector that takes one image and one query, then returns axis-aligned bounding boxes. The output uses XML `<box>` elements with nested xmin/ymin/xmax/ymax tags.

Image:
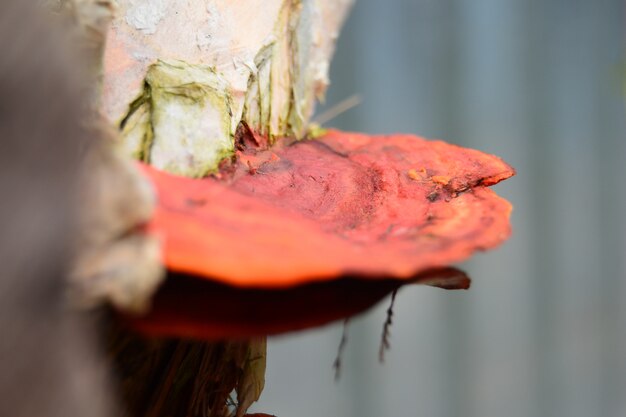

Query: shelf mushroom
<box><xmin>121</xmin><ymin>129</ymin><xmax>515</xmax><ymax>339</ymax></box>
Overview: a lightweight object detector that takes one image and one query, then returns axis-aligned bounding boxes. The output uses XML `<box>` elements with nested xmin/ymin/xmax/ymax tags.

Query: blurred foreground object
<box><xmin>0</xmin><ymin>2</ymin><xmax>114</xmax><ymax>416</ymax></box>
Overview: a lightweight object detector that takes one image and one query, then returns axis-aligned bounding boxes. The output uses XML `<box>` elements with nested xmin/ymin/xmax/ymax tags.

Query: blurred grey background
<box><xmin>254</xmin><ymin>1</ymin><xmax>626</xmax><ymax>416</ymax></box>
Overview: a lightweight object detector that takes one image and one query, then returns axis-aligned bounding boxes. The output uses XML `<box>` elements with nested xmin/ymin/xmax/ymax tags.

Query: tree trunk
<box><xmin>105</xmin><ymin>0</ymin><xmax>353</xmax><ymax>176</ymax></box>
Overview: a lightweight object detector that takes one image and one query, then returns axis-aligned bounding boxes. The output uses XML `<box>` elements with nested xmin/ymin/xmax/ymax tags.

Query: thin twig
<box><xmin>332</xmin><ymin>319</ymin><xmax>350</xmax><ymax>381</ymax></box>
<box><xmin>312</xmin><ymin>95</ymin><xmax>362</xmax><ymax>126</ymax></box>
<box><xmin>379</xmin><ymin>290</ymin><xmax>398</xmax><ymax>363</ymax></box>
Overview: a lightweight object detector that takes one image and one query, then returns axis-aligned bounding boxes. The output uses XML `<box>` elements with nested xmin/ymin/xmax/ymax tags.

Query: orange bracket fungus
<box><xmin>123</xmin><ymin>129</ymin><xmax>514</xmax><ymax>340</ymax></box>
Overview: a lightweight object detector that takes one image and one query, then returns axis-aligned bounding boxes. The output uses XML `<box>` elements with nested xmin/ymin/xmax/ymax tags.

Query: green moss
<box><xmin>119</xmin><ymin>86</ymin><xmax>153</xmax><ymax>162</ymax></box>
<box><xmin>241</xmin><ymin>1</ymin><xmax>307</xmax><ymax>143</ymax></box>
<box><xmin>119</xmin><ymin>60</ymin><xmax>236</xmax><ymax>177</ymax></box>
<box><xmin>306</xmin><ymin>123</ymin><xmax>328</xmax><ymax>139</ymax></box>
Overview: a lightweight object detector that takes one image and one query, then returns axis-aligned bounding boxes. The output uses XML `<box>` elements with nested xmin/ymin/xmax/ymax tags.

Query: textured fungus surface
<box><xmin>141</xmin><ymin>129</ymin><xmax>513</xmax><ymax>287</ymax></box>
<box><xmin>127</xmin><ymin>129</ymin><xmax>514</xmax><ymax>339</ymax></box>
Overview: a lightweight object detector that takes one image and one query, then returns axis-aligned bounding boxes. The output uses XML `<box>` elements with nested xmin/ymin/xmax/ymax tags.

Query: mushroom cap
<box><xmin>141</xmin><ymin>129</ymin><xmax>513</xmax><ymax>287</ymax></box>
<box><xmin>127</xmin><ymin>130</ymin><xmax>514</xmax><ymax>338</ymax></box>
